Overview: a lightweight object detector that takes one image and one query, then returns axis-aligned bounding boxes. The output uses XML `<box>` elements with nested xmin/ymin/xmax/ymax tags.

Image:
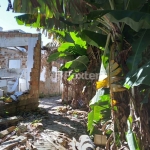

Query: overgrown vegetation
<box><xmin>10</xmin><ymin>0</ymin><xmax>150</xmax><ymax>149</ymax></box>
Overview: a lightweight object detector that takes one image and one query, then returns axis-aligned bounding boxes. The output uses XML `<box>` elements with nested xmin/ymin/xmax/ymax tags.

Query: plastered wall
<box><xmin>0</xmin><ymin>32</ymin><xmax>41</xmax><ymax>116</ymax></box>
<box><xmin>39</xmin><ymin>61</ymin><xmax>63</xmax><ymax>96</ymax></box>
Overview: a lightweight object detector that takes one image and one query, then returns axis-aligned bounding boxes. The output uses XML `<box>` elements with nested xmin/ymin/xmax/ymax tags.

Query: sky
<box><xmin>0</xmin><ymin>0</ymin><xmax>50</xmax><ymax>45</ymax></box>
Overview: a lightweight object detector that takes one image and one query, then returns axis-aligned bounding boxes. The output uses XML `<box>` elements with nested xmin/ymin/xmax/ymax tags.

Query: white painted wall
<box><xmin>19</xmin><ymin>78</ymin><xmax>28</xmax><ymax>92</ymax></box>
<box><xmin>0</xmin><ymin>35</ymin><xmax>39</xmax><ymax>92</ymax></box>
<box><xmin>0</xmin><ymin>37</ymin><xmax>29</xmax><ymax>47</ymax></box>
<box><xmin>0</xmin><ymin>89</ymin><xmax>4</xmax><ymax>97</ymax></box>
<box><xmin>0</xmin><ymin>80</ymin><xmax>7</xmax><ymax>87</ymax></box>
<box><xmin>26</xmin><ymin>37</ymin><xmax>38</xmax><ymax>89</ymax></box>
<box><xmin>51</xmin><ymin>66</ymin><xmax>57</xmax><ymax>83</ymax></box>
<box><xmin>40</xmin><ymin>66</ymin><xmax>46</xmax><ymax>82</ymax></box>
<box><xmin>9</xmin><ymin>59</ymin><xmax>21</xmax><ymax>68</ymax></box>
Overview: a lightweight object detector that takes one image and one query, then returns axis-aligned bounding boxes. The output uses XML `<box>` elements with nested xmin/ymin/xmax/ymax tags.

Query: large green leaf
<box><xmin>13</xmin><ymin>0</ymin><xmax>38</xmax><ymax>13</ymax></box>
<box><xmin>87</xmin><ymin>105</ymin><xmax>106</xmax><ymax>134</ymax></box>
<box><xmin>125</xmin><ymin>29</ymin><xmax>150</xmax><ymax>88</ymax></box>
<box><xmin>124</xmin><ymin>61</ymin><xmax>150</xmax><ymax>87</ymax></box>
<box><xmin>87</xmin><ymin>10</ymin><xmax>150</xmax><ymax>32</ymax></box>
<box><xmin>85</xmin><ymin>0</ymin><xmax>110</xmax><ymax>10</ymax></box>
<box><xmin>13</xmin><ymin>0</ymin><xmax>60</xmax><ymax>16</ymax></box>
<box><xmin>81</xmin><ymin>30</ymin><xmax>107</xmax><ymax>48</ymax></box>
<box><xmin>15</xmin><ymin>13</ymin><xmax>82</xmax><ymax>31</ymax></box>
<box><xmin>88</xmin><ymin>88</ymin><xmax>111</xmax><ymax>135</ymax></box>
<box><xmin>58</xmin><ymin>32</ymin><xmax>87</xmax><ymax>56</ymax></box>
<box><xmin>127</xmin><ymin>29</ymin><xmax>150</xmax><ymax>73</ymax></box>
<box><xmin>126</xmin><ymin>120</ymin><xmax>140</xmax><ymax>150</ymax></box>
<box><xmin>47</xmin><ymin>52</ymin><xmax>74</xmax><ymax>62</ymax></box>
<box><xmin>87</xmin><ymin>110</ymin><xmax>95</xmax><ymax>134</ymax></box>
<box><xmin>60</xmin><ymin>55</ymin><xmax>89</xmax><ymax>71</ymax></box>
<box><xmin>70</xmin><ymin>32</ymin><xmax>87</xmax><ymax>49</ymax></box>
<box><xmin>57</xmin><ymin>32</ymin><xmax>87</xmax><ymax>56</ymax></box>
<box><xmin>86</xmin><ymin>0</ymin><xmax>148</xmax><ymax>10</ymax></box>
<box><xmin>58</xmin><ymin>43</ymin><xmax>75</xmax><ymax>52</ymax></box>
<box><xmin>72</xmin><ymin>45</ymin><xmax>87</xmax><ymax>56</ymax></box>
<box><xmin>127</xmin><ymin>0</ymin><xmax>148</xmax><ymax>11</ymax></box>
<box><xmin>89</xmin><ymin>88</ymin><xmax>109</xmax><ymax>106</ymax></box>
<box><xmin>48</xmin><ymin>52</ymin><xmax>62</xmax><ymax>62</ymax></box>
<box><xmin>13</xmin><ymin>0</ymin><xmax>150</xmax><ymax>34</ymax></box>
<box><xmin>93</xmin><ymin>106</ymin><xmax>103</xmax><ymax>121</ymax></box>
<box><xmin>86</xmin><ymin>0</ymin><xmax>109</xmax><ymax>5</ymax></box>
<box><xmin>17</xmin><ymin>1</ymin><xmax>149</xmax><ymax>33</ymax></box>
<box><xmin>16</xmin><ymin>14</ymin><xmax>37</xmax><ymax>25</ymax></box>
<box><xmin>68</xmin><ymin>55</ymin><xmax>89</xmax><ymax>70</ymax></box>
<box><xmin>58</xmin><ymin>42</ymin><xmax>87</xmax><ymax>56</ymax></box>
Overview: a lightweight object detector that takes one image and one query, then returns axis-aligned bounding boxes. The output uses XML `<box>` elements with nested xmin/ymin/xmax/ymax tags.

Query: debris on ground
<box><xmin>0</xmin><ymin>96</ymin><xmax>97</xmax><ymax>150</ymax></box>
<box><xmin>0</xmin><ymin>116</ymin><xmax>23</xmax><ymax>126</ymax></box>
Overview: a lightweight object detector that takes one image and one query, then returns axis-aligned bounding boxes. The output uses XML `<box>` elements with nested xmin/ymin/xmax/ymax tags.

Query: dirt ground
<box><xmin>0</xmin><ymin>96</ymin><xmax>88</xmax><ymax>150</ymax></box>
<box><xmin>38</xmin><ymin>96</ymin><xmax>87</xmax><ymax>139</ymax></box>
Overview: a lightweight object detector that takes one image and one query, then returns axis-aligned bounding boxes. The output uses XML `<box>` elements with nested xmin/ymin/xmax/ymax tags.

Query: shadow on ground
<box><xmin>39</xmin><ymin>96</ymin><xmax>87</xmax><ymax>139</ymax></box>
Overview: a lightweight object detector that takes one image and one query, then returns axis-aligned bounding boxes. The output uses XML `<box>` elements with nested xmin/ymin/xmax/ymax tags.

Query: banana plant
<box><xmin>47</xmin><ymin>30</ymin><xmax>103</xmax><ymax>108</ymax></box>
<box><xmin>11</xmin><ymin>0</ymin><xmax>150</xmax><ymax>149</ymax></box>
<box><xmin>48</xmin><ymin>30</ymin><xmax>105</xmax><ymax>77</ymax></box>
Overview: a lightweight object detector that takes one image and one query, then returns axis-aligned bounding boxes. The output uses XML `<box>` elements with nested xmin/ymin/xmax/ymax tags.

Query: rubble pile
<box><xmin>0</xmin><ymin>97</ymin><xmax>98</xmax><ymax>150</ymax></box>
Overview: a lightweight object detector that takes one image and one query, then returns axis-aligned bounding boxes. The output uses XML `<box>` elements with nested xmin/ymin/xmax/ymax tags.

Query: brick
<box><xmin>30</xmin><ymin>81</ymin><xmax>39</xmax><ymax>86</ymax></box>
<box><xmin>18</xmin><ymin>96</ymin><xmax>25</xmax><ymax>101</ymax></box>
<box><xmin>16</xmin><ymin>105</ymin><xmax>26</xmax><ymax>111</ymax></box>
<box><xmin>31</xmin><ymin>67</ymin><xmax>39</xmax><ymax>72</ymax></box>
<box><xmin>17</xmin><ymin>99</ymin><xmax>27</xmax><ymax>106</ymax></box>
<box><xmin>32</xmin><ymin>64</ymin><xmax>40</xmax><ymax>70</ymax></box>
<box><xmin>33</xmin><ymin>61</ymin><xmax>40</xmax><ymax>66</ymax></box>
<box><xmin>27</xmin><ymin>98</ymin><xmax>39</xmax><ymax>103</ymax></box>
<box><xmin>30</xmin><ymin>76</ymin><xmax>39</xmax><ymax>81</ymax></box>
<box><xmin>33</xmin><ymin>55</ymin><xmax>40</xmax><ymax>60</ymax></box>
<box><xmin>0</xmin><ymin>126</ymin><xmax>16</xmax><ymax>138</ymax></box>
<box><xmin>26</xmin><ymin>33</ymin><xmax>32</xmax><ymax>37</ymax></box>
<box><xmin>32</xmin><ymin>34</ymin><xmax>38</xmax><ymax>37</ymax></box>
<box><xmin>25</xmin><ymin>102</ymin><xmax>39</xmax><ymax>110</ymax></box>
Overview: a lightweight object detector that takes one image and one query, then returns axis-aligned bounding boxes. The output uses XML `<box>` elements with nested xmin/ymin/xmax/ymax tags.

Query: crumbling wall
<box><xmin>0</xmin><ymin>32</ymin><xmax>41</xmax><ymax>116</ymax></box>
<box><xmin>0</xmin><ymin>48</ymin><xmax>27</xmax><ymax>93</ymax></box>
<box><xmin>39</xmin><ymin>60</ymin><xmax>62</xmax><ymax>96</ymax></box>
<box><xmin>0</xmin><ymin>47</ymin><xmax>27</xmax><ymax>69</ymax></box>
